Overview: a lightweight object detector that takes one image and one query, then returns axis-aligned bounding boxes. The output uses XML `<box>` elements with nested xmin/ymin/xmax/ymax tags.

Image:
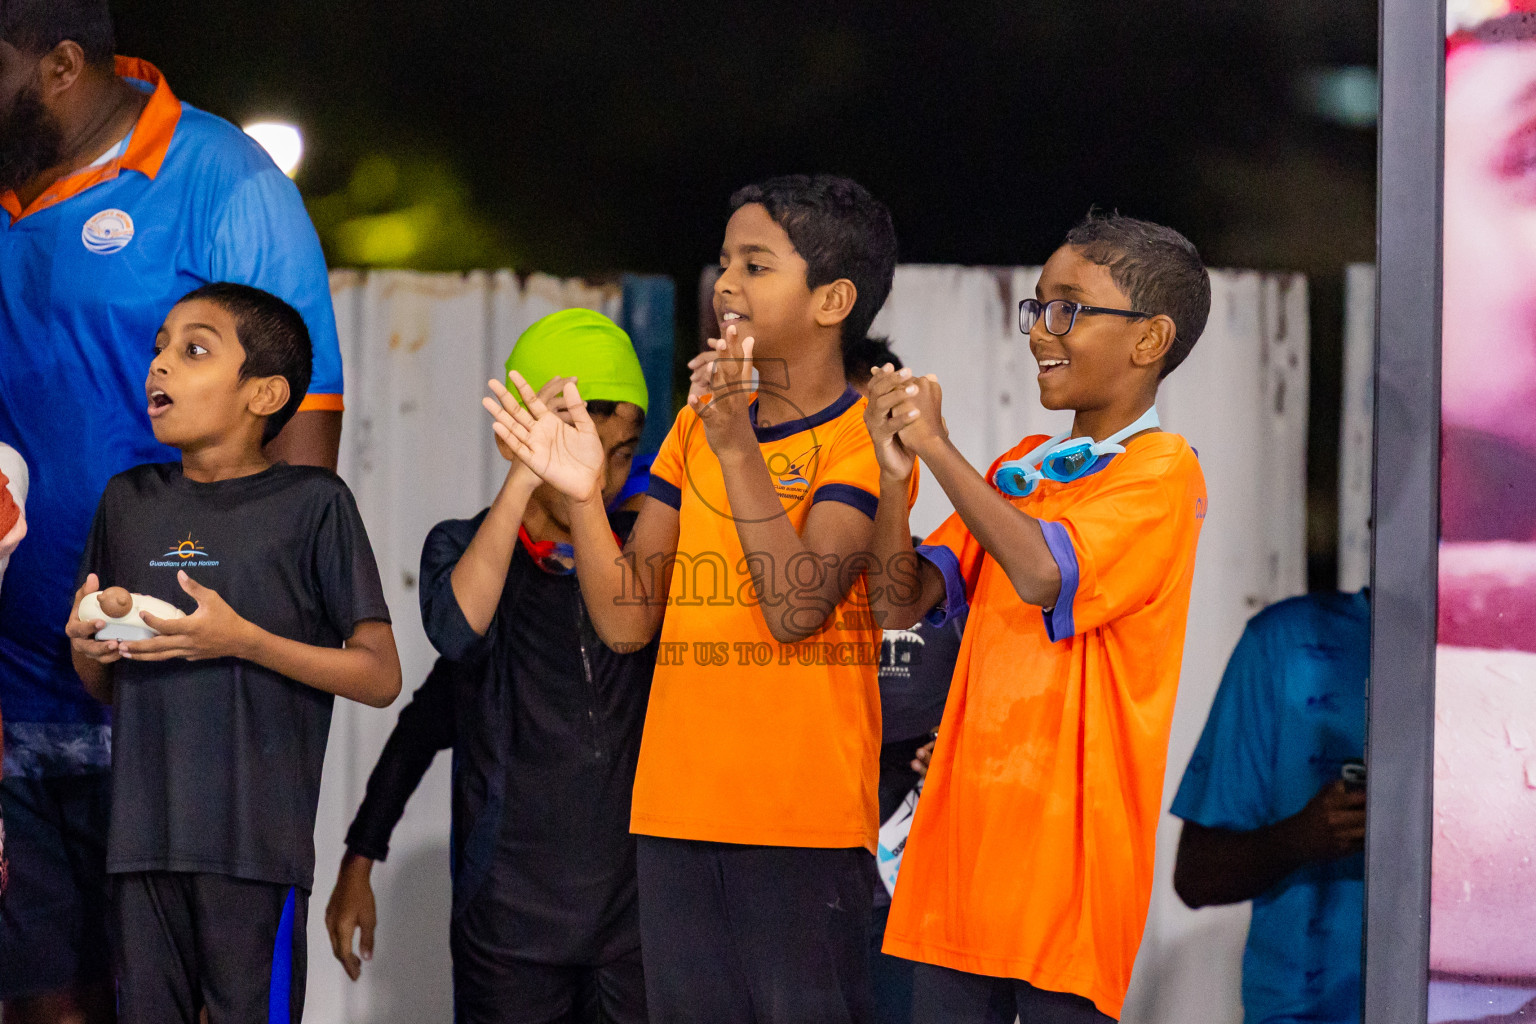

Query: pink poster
<box><xmin>1431</xmin><ymin>3</ymin><xmax>1536</xmax><ymax>1019</ymax></box>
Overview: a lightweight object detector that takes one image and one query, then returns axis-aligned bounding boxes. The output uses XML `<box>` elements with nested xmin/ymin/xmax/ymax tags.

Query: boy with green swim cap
<box><xmin>325</xmin><ymin>309</ymin><xmax>656</xmax><ymax>1024</ymax></box>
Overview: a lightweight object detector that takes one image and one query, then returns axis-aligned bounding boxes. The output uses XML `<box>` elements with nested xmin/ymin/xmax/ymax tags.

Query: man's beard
<box><xmin>0</xmin><ymin>83</ymin><xmax>64</xmax><ymax>194</ymax></box>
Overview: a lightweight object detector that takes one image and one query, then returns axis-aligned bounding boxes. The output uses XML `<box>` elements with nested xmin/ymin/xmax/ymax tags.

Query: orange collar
<box><xmin>1</xmin><ymin>56</ymin><xmax>183</xmax><ymax>222</ymax></box>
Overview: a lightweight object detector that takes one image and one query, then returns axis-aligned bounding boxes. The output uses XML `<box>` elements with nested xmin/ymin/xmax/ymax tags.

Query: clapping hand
<box><xmin>484</xmin><ymin>373</ymin><xmax>605</xmax><ymax>504</ymax></box>
<box><xmin>688</xmin><ymin>324</ymin><xmax>757</xmax><ymax>454</ymax></box>
<box><xmin>687</xmin><ymin>344</ymin><xmax>721</xmax><ymax>407</ymax></box>
<box><xmin>863</xmin><ymin>364</ymin><xmax>920</xmax><ymax>480</ymax></box>
<box><xmin>491</xmin><ymin>375</ymin><xmax>572</xmax><ymax>480</ymax></box>
<box><xmin>893</xmin><ymin>373</ymin><xmax>947</xmax><ymax>457</ymax></box>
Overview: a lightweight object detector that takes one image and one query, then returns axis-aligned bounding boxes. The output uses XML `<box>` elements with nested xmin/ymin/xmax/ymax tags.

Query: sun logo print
<box><xmin>163</xmin><ymin>533</ymin><xmax>211</xmax><ymax>561</ymax></box>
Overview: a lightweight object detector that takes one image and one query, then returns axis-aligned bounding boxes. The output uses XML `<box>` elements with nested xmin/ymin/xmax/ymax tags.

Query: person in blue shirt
<box><xmin>0</xmin><ymin>3</ymin><xmax>344</xmax><ymax>1020</ymax></box>
<box><xmin>1171</xmin><ymin>590</ymin><xmax>1369</xmax><ymax>1024</ymax></box>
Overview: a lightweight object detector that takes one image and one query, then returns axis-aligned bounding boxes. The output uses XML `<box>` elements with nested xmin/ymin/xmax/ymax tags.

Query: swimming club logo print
<box><xmin>81</xmin><ymin>209</ymin><xmax>135</xmax><ymax>255</ymax></box>
<box><xmin>149</xmin><ymin>533</ymin><xmax>221</xmax><ymax>569</ymax></box>
<box><xmin>770</xmin><ymin>443</ymin><xmax>821</xmax><ymax>497</ymax></box>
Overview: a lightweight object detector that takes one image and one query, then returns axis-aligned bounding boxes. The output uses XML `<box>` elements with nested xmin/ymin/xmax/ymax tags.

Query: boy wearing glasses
<box><xmin>861</xmin><ymin>212</ymin><xmax>1211</xmax><ymax>1023</ymax></box>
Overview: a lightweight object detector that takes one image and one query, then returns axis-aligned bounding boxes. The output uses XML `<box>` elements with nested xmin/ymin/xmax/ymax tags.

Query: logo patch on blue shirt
<box><xmin>82</xmin><ymin>209</ymin><xmax>135</xmax><ymax>254</ymax></box>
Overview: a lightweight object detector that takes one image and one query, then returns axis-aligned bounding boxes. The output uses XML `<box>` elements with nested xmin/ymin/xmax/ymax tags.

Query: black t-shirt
<box><xmin>879</xmin><ymin>614</ymin><xmax>964</xmax><ymax>746</ymax></box>
<box><xmin>78</xmin><ymin>462</ymin><xmax>390</xmax><ymax>889</ymax></box>
<box><xmin>398</xmin><ymin>510</ymin><xmax>655</xmax><ymax>964</ymax></box>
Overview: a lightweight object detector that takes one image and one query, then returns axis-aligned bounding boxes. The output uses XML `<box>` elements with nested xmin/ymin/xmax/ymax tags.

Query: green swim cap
<box><xmin>504</xmin><ymin>308</ymin><xmax>648</xmax><ymax>414</ymax></box>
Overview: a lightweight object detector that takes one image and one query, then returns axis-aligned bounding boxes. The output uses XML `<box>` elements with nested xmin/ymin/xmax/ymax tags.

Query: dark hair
<box><xmin>843</xmin><ymin>335</ymin><xmax>903</xmax><ymax>386</ymax></box>
<box><xmin>1063</xmin><ymin>211</ymin><xmax>1211</xmax><ymax>378</ymax></box>
<box><xmin>584</xmin><ymin>399</ymin><xmax>646</xmax><ymax>431</ymax></box>
<box><xmin>729</xmin><ymin>174</ymin><xmax>898</xmax><ymax>362</ymax></box>
<box><xmin>0</xmin><ymin>0</ymin><xmax>114</xmax><ymax>65</ymax></box>
<box><xmin>174</xmin><ymin>283</ymin><xmax>313</xmax><ymax>443</ymax></box>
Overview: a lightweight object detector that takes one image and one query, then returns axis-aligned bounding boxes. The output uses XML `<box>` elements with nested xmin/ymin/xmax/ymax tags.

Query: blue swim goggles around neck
<box><xmin>992</xmin><ymin>406</ymin><xmax>1161</xmax><ymax>498</ymax></box>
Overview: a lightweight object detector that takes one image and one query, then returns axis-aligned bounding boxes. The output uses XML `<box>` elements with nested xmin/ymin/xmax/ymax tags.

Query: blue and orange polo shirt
<box><xmin>0</xmin><ymin>58</ymin><xmax>343</xmax><ymax>777</ymax></box>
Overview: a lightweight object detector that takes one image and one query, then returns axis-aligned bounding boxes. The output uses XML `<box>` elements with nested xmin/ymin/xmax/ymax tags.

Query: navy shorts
<box><xmin>636</xmin><ymin>836</ymin><xmax>876</xmax><ymax>1024</ymax></box>
<box><xmin>111</xmin><ymin>871</ymin><xmax>307</xmax><ymax>1024</ymax></box>
<box><xmin>911</xmin><ymin>963</ymin><xmax>1115</xmax><ymax>1024</ymax></box>
<box><xmin>0</xmin><ymin>773</ymin><xmax>113</xmax><ymax>1000</ymax></box>
<box><xmin>450</xmin><ymin>932</ymin><xmax>646</xmax><ymax>1024</ymax></box>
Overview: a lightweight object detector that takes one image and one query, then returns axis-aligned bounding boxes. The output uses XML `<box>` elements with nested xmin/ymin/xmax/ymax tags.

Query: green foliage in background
<box><xmin>307</xmin><ymin>152</ymin><xmax>514</xmax><ymax>271</ymax></box>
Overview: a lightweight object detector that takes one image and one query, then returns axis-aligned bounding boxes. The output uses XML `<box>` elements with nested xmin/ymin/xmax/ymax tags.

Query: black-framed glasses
<box><xmin>1019</xmin><ymin>298</ymin><xmax>1152</xmax><ymax>337</ymax></box>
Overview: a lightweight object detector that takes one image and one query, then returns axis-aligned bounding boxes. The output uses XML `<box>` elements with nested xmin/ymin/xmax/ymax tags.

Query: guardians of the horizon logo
<box><xmin>148</xmin><ymin>533</ymin><xmax>221</xmax><ymax>568</ymax></box>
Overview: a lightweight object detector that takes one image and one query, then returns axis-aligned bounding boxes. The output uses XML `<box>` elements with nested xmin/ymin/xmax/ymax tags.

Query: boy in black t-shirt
<box><xmin>65</xmin><ymin>283</ymin><xmax>401</xmax><ymax>1024</ymax></box>
<box><xmin>324</xmin><ymin>309</ymin><xmax>656</xmax><ymax>1024</ymax></box>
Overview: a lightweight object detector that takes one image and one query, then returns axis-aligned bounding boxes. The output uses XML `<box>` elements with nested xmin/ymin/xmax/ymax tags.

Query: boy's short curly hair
<box><xmin>1064</xmin><ymin>212</ymin><xmax>1211</xmax><ymax>379</ymax></box>
<box><xmin>729</xmin><ymin>175</ymin><xmax>898</xmax><ymax>376</ymax></box>
<box><xmin>174</xmin><ymin>283</ymin><xmax>313</xmax><ymax>444</ymax></box>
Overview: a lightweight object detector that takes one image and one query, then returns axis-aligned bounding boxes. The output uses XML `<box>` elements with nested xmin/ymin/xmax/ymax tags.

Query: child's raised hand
<box><xmin>690</xmin><ymin>324</ymin><xmax>757</xmax><ymax>454</ymax></box>
<box><xmin>863</xmin><ymin>364</ymin><xmax>918</xmax><ymax>480</ymax></box>
<box><xmin>484</xmin><ymin>373</ymin><xmax>605</xmax><ymax>503</ymax></box>
<box><xmin>122</xmin><ymin>570</ymin><xmax>254</xmax><ymax>662</ymax></box>
<box><xmin>492</xmin><ymin>375</ymin><xmax>571</xmax><ymax>473</ymax></box>
<box><xmin>687</xmin><ymin>343</ymin><xmax>722</xmax><ymax>406</ymax></box>
<box><xmin>894</xmin><ymin>374</ymin><xmax>948</xmax><ymax>456</ymax></box>
<box><xmin>65</xmin><ymin>573</ymin><xmax>122</xmax><ymax>666</ymax></box>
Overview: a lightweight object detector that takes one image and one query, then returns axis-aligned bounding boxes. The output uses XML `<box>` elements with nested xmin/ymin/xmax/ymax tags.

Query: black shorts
<box><xmin>911</xmin><ymin>963</ymin><xmax>1115</xmax><ymax>1024</ymax></box>
<box><xmin>450</xmin><ymin>930</ymin><xmax>646</xmax><ymax>1024</ymax></box>
<box><xmin>635</xmin><ymin>836</ymin><xmax>876</xmax><ymax>1024</ymax></box>
<box><xmin>110</xmin><ymin>871</ymin><xmax>308</xmax><ymax>1024</ymax></box>
<box><xmin>0</xmin><ymin>773</ymin><xmax>113</xmax><ymax>1000</ymax></box>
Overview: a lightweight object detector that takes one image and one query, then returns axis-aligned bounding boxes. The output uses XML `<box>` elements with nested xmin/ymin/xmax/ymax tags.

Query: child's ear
<box><xmin>1131</xmin><ymin>316</ymin><xmax>1177</xmax><ymax>370</ymax></box>
<box><xmin>247</xmin><ymin>374</ymin><xmax>292</xmax><ymax>419</ymax></box>
<box><xmin>812</xmin><ymin>279</ymin><xmax>859</xmax><ymax>329</ymax></box>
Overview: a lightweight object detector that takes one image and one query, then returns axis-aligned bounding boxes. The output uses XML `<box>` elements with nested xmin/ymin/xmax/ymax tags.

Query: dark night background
<box><xmin>111</xmin><ymin>0</ymin><xmax>1379</xmax><ymax>586</ymax></box>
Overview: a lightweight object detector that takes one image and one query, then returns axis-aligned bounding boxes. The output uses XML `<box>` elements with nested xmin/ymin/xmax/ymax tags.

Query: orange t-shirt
<box><xmin>633</xmin><ymin>387</ymin><xmax>914</xmax><ymax>852</ymax></box>
<box><xmin>882</xmin><ymin>431</ymin><xmax>1205</xmax><ymax>1018</ymax></box>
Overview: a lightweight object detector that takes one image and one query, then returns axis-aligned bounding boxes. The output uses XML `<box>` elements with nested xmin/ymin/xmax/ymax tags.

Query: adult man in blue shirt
<box><xmin>1171</xmin><ymin>590</ymin><xmax>1369</xmax><ymax>1024</ymax></box>
<box><xmin>0</xmin><ymin>3</ymin><xmax>344</xmax><ymax>1020</ymax></box>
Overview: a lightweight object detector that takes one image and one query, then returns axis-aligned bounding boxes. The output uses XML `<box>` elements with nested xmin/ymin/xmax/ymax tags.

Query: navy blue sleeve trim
<box><xmin>1038</xmin><ymin>520</ymin><xmax>1079</xmax><ymax>642</ymax></box>
<box><xmin>647</xmin><ymin>476</ymin><xmax>683</xmax><ymax>510</ymax></box>
<box><xmin>811</xmin><ymin>482</ymin><xmax>879</xmax><ymax>520</ymax></box>
<box><xmin>916</xmin><ymin>544</ymin><xmax>969</xmax><ymax>628</ymax></box>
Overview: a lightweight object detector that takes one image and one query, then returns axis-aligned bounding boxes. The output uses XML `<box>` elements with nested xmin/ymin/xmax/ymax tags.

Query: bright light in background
<box><xmin>243</xmin><ymin>122</ymin><xmax>304</xmax><ymax>177</ymax></box>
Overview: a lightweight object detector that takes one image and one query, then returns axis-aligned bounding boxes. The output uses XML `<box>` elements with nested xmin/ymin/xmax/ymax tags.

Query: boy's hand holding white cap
<box><xmin>77</xmin><ymin>583</ymin><xmax>186</xmax><ymax>642</ymax></box>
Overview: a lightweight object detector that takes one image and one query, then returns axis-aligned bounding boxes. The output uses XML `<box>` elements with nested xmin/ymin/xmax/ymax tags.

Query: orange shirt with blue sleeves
<box><xmin>635</xmin><ymin>387</ymin><xmax>915</xmax><ymax>852</ymax></box>
<box><xmin>882</xmin><ymin>430</ymin><xmax>1205</xmax><ymax>1019</ymax></box>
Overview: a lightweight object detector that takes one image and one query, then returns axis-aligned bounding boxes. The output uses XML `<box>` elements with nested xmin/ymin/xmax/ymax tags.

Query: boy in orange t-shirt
<box><xmin>487</xmin><ymin>175</ymin><xmax>913</xmax><ymax>1023</ymax></box>
<box><xmin>864</xmin><ymin>213</ymin><xmax>1211</xmax><ymax>1023</ymax></box>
